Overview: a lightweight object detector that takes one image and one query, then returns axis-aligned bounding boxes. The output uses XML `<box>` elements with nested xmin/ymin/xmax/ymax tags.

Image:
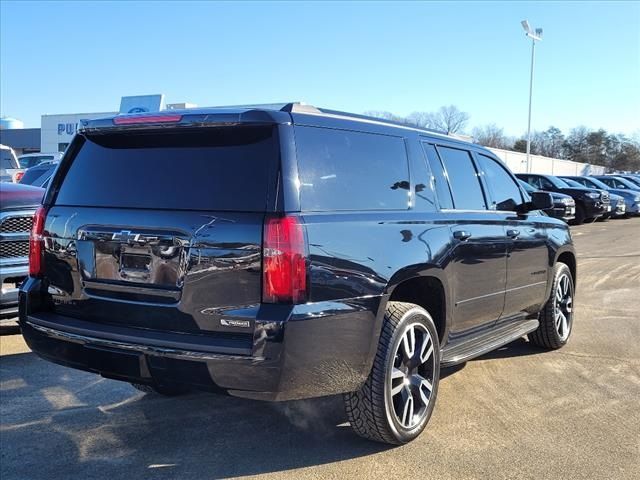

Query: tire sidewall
<box><xmin>549</xmin><ymin>263</ymin><xmax>574</xmax><ymax>346</ymax></box>
<box><xmin>383</xmin><ymin>307</ymin><xmax>441</xmax><ymax>442</ymax></box>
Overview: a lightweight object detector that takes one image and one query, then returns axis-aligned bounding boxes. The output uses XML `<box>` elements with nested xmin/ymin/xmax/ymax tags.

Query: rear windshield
<box><xmin>54</xmin><ymin>126</ymin><xmax>277</xmax><ymax>211</ymax></box>
<box><xmin>19</xmin><ymin>155</ymin><xmax>53</xmax><ymax>168</ymax></box>
<box><xmin>20</xmin><ymin>166</ymin><xmax>54</xmax><ymax>185</ymax></box>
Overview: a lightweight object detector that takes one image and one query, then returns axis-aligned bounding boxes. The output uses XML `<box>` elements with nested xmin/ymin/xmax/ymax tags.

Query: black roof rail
<box><xmin>282</xmin><ymin>102</ymin><xmax>449</xmax><ymax>136</ymax></box>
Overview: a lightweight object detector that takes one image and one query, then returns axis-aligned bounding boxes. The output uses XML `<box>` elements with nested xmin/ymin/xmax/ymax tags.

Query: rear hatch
<box><xmin>41</xmin><ymin>125</ymin><xmax>279</xmax><ymax>339</ymax></box>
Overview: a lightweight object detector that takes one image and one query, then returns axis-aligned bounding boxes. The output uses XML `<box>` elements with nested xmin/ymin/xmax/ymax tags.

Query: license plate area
<box><xmin>120</xmin><ymin>246</ymin><xmax>152</xmax><ymax>281</ymax></box>
<box><xmin>86</xmin><ymin>345</ymin><xmax>148</xmax><ymax>379</ymax></box>
<box><xmin>76</xmin><ymin>226</ymin><xmax>189</xmax><ymax>290</ymax></box>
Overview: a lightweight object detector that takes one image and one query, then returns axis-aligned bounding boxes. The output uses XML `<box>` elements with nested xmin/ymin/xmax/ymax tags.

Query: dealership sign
<box><xmin>57</xmin><ymin>122</ymin><xmax>86</xmax><ymax>136</ymax></box>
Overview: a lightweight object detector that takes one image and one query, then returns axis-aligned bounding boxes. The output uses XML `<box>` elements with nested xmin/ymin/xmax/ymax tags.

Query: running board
<box><xmin>440</xmin><ymin>318</ymin><xmax>539</xmax><ymax>367</ymax></box>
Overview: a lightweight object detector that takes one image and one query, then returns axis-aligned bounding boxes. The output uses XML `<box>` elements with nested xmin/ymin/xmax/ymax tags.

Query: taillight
<box><xmin>29</xmin><ymin>206</ymin><xmax>47</xmax><ymax>277</ymax></box>
<box><xmin>262</xmin><ymin>216</ymin><xmax>308</xmax><ymax>304</ymax></box>
<box><xmin>15</xmin><ymin>171</ymin><xmax>25</xmax><ymax>183</ymax></box>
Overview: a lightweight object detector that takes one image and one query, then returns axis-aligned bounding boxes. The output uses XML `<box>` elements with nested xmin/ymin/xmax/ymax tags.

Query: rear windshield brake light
<box><xmin>113</xmin><ymin>114</ymin><xmax>182</xmax><ymax>125</ymax></box>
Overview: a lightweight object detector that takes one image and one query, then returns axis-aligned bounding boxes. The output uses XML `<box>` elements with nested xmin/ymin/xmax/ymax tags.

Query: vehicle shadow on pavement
<box><xmin>0</xmin><ymin>337</ymin><xmax>546</xmax><ymax>479</ymax></box>
<box><xmin>0</xmin><ymin>350</ymin><xmax>391</xmax><ymax>480</ymax></box>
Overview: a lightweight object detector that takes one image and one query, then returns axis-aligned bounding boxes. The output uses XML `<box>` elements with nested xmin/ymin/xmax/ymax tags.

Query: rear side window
<box><xmin>437</xmin><ymin>146</ymin><xmax>486</xmax><ymax>210</ymax></box>
<box><xmin>476</xmin><ymin>154</ymin><xmax>523</xmax><ymax>211</ymax></box>
<box><xmin>1</xmin><ymin>150</ymin><xmax>18</xmax><ymax>169</ymax></box>
<box><xmin>421</xmin><ymin>143</ymin><xmax>453</xmax><ymax>209</ymax></box>
<box><xmin>295</xmin><ymin>126</ymin><xmax>409</xmax><ymax>211</ymax></box>
<box><xmin>54</xmin><ymin>126</ymin><xmax>277</xmax><ymax>211</ymax></box>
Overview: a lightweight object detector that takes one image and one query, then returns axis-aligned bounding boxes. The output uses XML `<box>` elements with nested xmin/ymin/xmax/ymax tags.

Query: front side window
<box><xmin>437</xmin><ymin>146</ymin><xmax>486</xmax><ymax>210</ymax></box>
<box><xmin>295</xmin><ymin>126</ymin><xmax>409</xmax><ymax>211</ymax></box>
<box><xmin>528</xmin><ymin>176</ymin><xmax>554</xmax><ymax>190</ymax></box>
<box><xmin>476</xmin><ymin>154</ymin><xmax>523</xmax><ymax>211</ymax></box>
<box><xmin>570</xmin><ymin>177</ymin><xmax>590</xmax><ymax>187</ymax></box>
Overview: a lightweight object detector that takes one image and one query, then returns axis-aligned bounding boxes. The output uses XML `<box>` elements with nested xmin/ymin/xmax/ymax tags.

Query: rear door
<box><xmin>43</xmin><ymin>125</ymin><xmax>279</xmax><ymax>336</ymax></box>
<box><xmin>424</xmin><ymin>143</ymin><xmax>507</xmax><ymax>334</ymax></box>
<box><xmin>475</xmin><ymin>153</ymin><xmax>549</xmax><ymax>317</ymax></box>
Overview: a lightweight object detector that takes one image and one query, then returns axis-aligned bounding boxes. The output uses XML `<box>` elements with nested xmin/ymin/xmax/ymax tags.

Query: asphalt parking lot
<box><xmin>1</xmin><ymin>218</ymin><xmax>639</xmax><ymax>480</ymax></box>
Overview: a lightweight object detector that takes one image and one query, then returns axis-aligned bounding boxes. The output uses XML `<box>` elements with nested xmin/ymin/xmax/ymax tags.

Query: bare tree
<box><xmin>365</xmin><ymin>106</ymin><xmax>469</xmax><ymax>134</ymax></box>
<box><xmin>472</xmin><ymin>123</ymin><xmax>509</xmax><ymax>149</ymax></box>
<box><xmin>363</xmin><ymin>110</ymin><xmax>412</xmax><ymax>125</ymax></box>
<box><xmin>406</xmin><ymin>111</ymin><xmax>440</xmax><ymax>129</ymax></box>
<box><xmin>436</xmin><ymin>105</ymin><xmax>470</xmax><ymax>134</ymax></box>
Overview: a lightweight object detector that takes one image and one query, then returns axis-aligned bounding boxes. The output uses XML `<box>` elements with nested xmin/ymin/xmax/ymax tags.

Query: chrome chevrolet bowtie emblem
<box><xmin>112</xmin><ymin>230</ymin><xmax>135</xmax><ymax>244</ymax></box>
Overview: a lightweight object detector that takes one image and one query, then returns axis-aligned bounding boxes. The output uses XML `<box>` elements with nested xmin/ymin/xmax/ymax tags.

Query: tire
<box><xmin>528</xmin><ymin>262</ymin><xmax>574</xmax><ymax>349</ymax></box>
<box><xmin>572</xmin><ymin>204</ymin><xmax>585</xmax><ymax>225</ymax></box>
<box><xmin>131</xmin><ymin>382</ymin><xmax>190</xmax><ymax>396</ymax></box>
<box><xmin>344</xmin><ymin>301</ymin><xmax>440</xmax><ymax>444</ymax></box>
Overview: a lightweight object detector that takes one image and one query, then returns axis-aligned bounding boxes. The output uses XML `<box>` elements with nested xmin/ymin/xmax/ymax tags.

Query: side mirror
<box><xmin>530</xmin><ymin>191</ymin><xmax>554</xmax><ymax>211</ymax></box>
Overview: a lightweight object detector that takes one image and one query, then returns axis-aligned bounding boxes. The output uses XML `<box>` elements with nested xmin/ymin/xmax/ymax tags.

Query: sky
<box><xmin>1</xmin><ymin>0</ymin><xmax>639</xmax><ymax>137</ymax></box>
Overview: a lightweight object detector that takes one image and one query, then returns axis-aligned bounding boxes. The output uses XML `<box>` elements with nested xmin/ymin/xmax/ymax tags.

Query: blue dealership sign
<box><xmin>119</xmin><ymin>94</ymin><xmax>165</xmax><ymax>114</ymax></box>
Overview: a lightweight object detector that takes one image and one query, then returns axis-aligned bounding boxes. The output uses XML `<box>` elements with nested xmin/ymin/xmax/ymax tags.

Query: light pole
<box><xmin>521</xmin><ymin>20</ymin><xmax>543</xmax><ymax>173</ymax></box>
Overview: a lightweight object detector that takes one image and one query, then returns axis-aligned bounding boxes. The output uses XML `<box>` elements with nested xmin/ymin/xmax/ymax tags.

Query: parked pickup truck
<box><xmin>1</xmin><ymin>144</ymin><xmax>25</xmax><ymax>183</ymax></box>
<box><xmin>20</xmin><ymin>104</ymin><xmax>577</xmax><ymax>444</ymax></box>
<box><xmin>1</xmin><ymin>182</ymin><xmax>44</xmax><ymax>322</ymax></box>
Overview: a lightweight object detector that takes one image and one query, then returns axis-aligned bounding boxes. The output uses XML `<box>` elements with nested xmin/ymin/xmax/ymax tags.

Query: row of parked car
<box><xmin>516</xmin><ymin>172</ymin><xmax>640</xmax><ymax>225</ymax></box>
<box><xmin>0</xmin><ymin>145</ymin><xmax>62</xmax><ymax>186</ymax></box>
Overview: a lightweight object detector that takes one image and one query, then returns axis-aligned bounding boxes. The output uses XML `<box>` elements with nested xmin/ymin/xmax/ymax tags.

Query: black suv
<box><xmin>20</xmin><ymin>104</ymin><xmax>577</xmax><ymax>445</ymax></box>
<box><xmin>516</xmin><ymin>173</ymin><xmax>610</xmax><ymax>224</ymax></box>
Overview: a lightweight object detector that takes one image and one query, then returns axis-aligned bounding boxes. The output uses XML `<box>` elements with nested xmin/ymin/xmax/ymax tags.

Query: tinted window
<box><xmin>437</xmin><ymin>146</ymin><xmax>486</xmax><ymax>210</ymax></box>
<box><xmin>582</xmin><ymin>177</ymin><xmax>611</xmax><ymax>190</ymax></box>
<box><xmin>20</xmin><ymin>166</ymin><xmax>54</xmax><ymax>185</ymax></box>
<box><xmin>562</xmin><ymin>178</ymin><xmax>585</xmax><ymax>188</ymax></box>
<box><xmin>526</xmin><ymin>175</ymin><xmax>554</xmax><ymax>190</ymax></box>
<box><xmin>55</xmin><ymin>126</ymin><xmax>277</xmax><ymax>211</ymax></box>
<box><xmin>476</xmin><ymin>154</ymin><xmax>522</xmax><ymax>211</ymax></box>
<box><xmin>410</xmin><ymin>144</ymin><xmax>436</xmax><ymax>211</ymax></box>
<box><xmin>566</xmin><ymin>177</ymin><xmax>590</xmax><ymax>187</ymax></box>
<box><xmin>295</xmin><ymin>126</ymin><xmax>409</xmax><ymax>211</ymax></box>
<box><xmin>421</xmin><ymin>143</ymin><xmax>453</xmax><ymax>209</ymax></box>
<box><xmin>518</xmin><ymin>179</ymin><xmax>536</xmax><ymax>194</ymax></box>
<box><xmin>18</xmin><ymin>155</ymin><xmax>53</xmax><ymax>168</ymax></box>
<box><xmin>596</xmin><ymin>177</ymin><xmax>619</xmax><ymax>188</ymax></box>
<box><xmin>1</xmin><ymin>150</ymin><xmax>17</xmax><ymax>169</ymax></box>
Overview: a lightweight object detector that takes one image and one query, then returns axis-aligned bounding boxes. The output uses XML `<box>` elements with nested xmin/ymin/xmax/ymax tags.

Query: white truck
<box><xmin>1</xmin><ymin>144</ymin><xmax>25</xmax><ymax>183</ymax></box>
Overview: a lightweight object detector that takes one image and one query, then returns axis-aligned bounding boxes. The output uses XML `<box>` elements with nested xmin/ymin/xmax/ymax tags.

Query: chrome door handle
<box><xmin>453</xmin><ymin>230</ymin><xmax>472</xmax><ymax>241</ymax></box>
<box><xmin>507</xmin><ymin>229</ymin><xmax>520</xmax><ymax>238</ymax></box>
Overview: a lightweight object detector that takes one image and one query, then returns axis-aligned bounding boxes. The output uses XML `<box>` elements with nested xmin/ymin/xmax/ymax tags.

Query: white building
<box><xmin>41</xmin><ymin>112</ymin><xmax>117</xmax><ymax>152</ymax></box>
<box><xmin>39</xmin><ymin>94</ymin><xmax>190</xmax><ymax>152</ymax></box>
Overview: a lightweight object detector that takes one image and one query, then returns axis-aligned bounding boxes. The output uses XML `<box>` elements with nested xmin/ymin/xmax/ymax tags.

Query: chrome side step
<box><xmin>440</xmin><ymin>318</ymin><xmax>539</xmax><ymax>367</ymax></box>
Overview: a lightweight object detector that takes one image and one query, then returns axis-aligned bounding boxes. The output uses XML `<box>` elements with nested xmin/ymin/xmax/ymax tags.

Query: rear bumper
<box><xmin>1</xmin><ymin>263</ymin><xmax>28</xmax><ymax>320</ymax></box>
<box><xmin>19</xmin><ymin>280</ymin><xmax>383</xmax><ymax>401</ymax></box>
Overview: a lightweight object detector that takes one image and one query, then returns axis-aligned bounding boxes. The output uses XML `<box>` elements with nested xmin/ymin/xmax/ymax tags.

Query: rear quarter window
<box><xmin>294</xmin><ymin>126</ymin><xmax>410</xmax><ymax>211</ymax></box>
<box><xmin>53</xmin><ymin>126</ymin><xmax>278</xmax><ymax>211</ymax></box>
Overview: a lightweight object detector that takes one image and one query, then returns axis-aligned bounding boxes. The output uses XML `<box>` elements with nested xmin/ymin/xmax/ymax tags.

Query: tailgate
<box><xmin>39</xmin><ymin>125</ymin><xmax>278</xmax><ymax>337</ymax></box>
<box><xmin>44</xmin><ymin>207</ymin><xmax>264</xmax><ymax>336</ymax></box>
